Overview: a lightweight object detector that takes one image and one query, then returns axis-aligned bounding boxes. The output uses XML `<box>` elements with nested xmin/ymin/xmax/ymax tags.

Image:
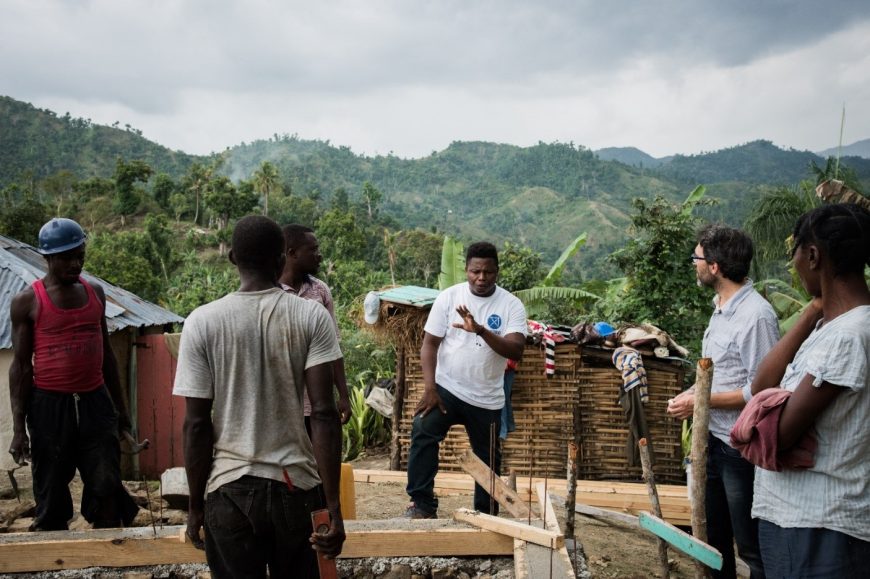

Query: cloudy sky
<box><xmin>2</xmin><ymin>0</ymin><xmax>869</xmax><ymax>158</ymax></box>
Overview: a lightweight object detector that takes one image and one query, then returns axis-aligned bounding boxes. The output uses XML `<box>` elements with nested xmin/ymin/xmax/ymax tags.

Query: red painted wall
<box><xmin>135</xmin><ymin>333</ymin><xmax>184</xmax><ymax>479</ymax></box>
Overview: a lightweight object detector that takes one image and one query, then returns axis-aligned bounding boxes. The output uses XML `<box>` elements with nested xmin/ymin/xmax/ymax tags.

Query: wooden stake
<box><xmin>565</xmin><ymin>441</ymin><xmax>579</xmax><ymax>538</ymax></box>
<box><xmin>390</xmin><ymin>347</ymin><xmax>407</xmax><ymax>471</ymax></box>
<box><xmin>639</xmin><ymin>438</ymin><xmax>669</xmax><ymax>579</ymax></box>
<box><xmin>691</xmin><ymin>358</ymin><xmax>713</xmax><ymax>579</ymax></box>
<box><xmin>508</xmin><ymin>469</ymin><xmax>518</xmax><ymax>492</ymax></box>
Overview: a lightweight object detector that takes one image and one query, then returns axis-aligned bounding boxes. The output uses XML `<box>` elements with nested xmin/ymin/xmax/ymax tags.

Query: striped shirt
<box><xmin>280</xmin><ymin>275</ymin><xmax>340</xmax><ymax>339</ymax></box>
<box><xmin>702</xmin><ymin>281</ymin><xmax>780</xmax><ymax>444</ymax></box>
<box><xmin>752</xmin><ymin>305</ymin><xmax>870</xmax><ymax>541</ymax></box>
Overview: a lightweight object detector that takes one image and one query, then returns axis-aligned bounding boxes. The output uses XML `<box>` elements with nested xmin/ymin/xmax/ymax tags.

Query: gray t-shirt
<box><xmin>752</xmin><ymin>305</ymin><xmax>870</xmax><ymax>541</ymax></box>
<box><xmin>702</xmin><ymin>281</ymin><xmax>780</xmax><ymax>443</ymax></box>
<box><xmin>173</xmin><ymin>288</ymin><xmax>342</xmax><ymax>493</ymax></box>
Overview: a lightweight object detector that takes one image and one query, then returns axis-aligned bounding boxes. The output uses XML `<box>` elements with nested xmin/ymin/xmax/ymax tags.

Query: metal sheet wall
<box><xmin>135</xmin><ymin>333</ymin><xmax>184</xmax><ymax>479</ymax></box>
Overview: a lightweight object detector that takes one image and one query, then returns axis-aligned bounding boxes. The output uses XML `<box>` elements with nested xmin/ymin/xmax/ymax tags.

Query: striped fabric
<box><xmin>527</xmin><ymin>321</ymin><xmax>572</xmax><ymax>378</ymax></box>
<box><xmin>612</xmin><ymin>347</ymin><xmax>649</xmax><ymax>403</ymax></box>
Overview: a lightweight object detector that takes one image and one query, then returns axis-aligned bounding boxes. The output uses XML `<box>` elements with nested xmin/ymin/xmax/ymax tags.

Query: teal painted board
<box><xmin>638</xmin><ymin>512</ymin><xmax>723</xmax><ymax>571</ymax></box>
<box><xmin>378</xmin><ymin>285</ymin><xmax>440</xmax><ymax>307</ymax></box>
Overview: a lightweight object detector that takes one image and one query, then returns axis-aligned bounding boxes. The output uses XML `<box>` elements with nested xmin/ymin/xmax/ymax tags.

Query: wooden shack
<box><xmin>368</xmin><ymin>286</ymin><xmax>688</xmax><ymax>485</ymax></box>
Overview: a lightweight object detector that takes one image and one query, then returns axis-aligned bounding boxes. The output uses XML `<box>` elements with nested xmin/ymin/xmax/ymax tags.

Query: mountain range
<box><xmin>2</xmin><ymin>94</ymin><xmax>868</xmax><ymax>277</ymax></box>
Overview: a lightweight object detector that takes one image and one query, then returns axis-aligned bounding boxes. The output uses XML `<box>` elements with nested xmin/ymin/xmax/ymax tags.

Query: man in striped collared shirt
<box><xmin>281</xmin><ymin>224</ymin><xmax>352</xmax><ymax>432</ymax></box>
<box><xmin>667</xmin><ymin>225</ymin><xmax>779</xmax><ymax>579</ymax></box>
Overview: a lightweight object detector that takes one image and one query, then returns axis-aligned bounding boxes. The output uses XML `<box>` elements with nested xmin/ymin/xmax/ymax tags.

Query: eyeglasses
<box><xmin>690</xmin><ymin>254</ymin><xmax>707</xmax><ymax>263</ymax></box>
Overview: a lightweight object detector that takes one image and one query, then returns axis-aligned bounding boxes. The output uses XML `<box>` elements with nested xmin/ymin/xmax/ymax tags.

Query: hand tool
<box><xmin>311</xmin><ymin>509</ymin><xmax>338</xmax><ymax>579</ymax></box>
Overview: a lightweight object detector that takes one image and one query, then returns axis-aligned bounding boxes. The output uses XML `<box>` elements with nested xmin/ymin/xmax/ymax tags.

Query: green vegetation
<box><xmin>2</xmin><ymin>94</ymin><xmax>870</xmax><ymax>456</ymax></box>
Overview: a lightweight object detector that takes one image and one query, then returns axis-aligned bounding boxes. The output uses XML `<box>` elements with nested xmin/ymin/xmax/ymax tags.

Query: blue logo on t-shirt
<box><xmin>487</xmin><ymin>314</ymin><xmax>502</xmax><ymax>330</ymax></box>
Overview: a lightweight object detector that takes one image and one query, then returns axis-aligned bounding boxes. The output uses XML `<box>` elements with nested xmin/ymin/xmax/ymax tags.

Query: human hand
<box><xmin>452</xmin><ymin>305</ymin><xmax>483</xmax><ymax>334</ymax></box>
<box><xmin>415</xmin><ymin>389</ymin><xmax>446</xmax><ymax>417</ymax></box>
<box><xmin>337</xmin><ymin>394</ymin><xmax>352</xmax><ymax>425</ymax></box>
<box><xmin>9</xmin><ymin>431</ymin><xmax>30</xmax><ymax>466</ymax></box>
<box><xmin>310</xmin><ymin>511</ymin><xmax>346</xmax><ymax>559</ymax></box>
<box><xmin>667</xmin><ymin>391</ymin><xmax>695</xmax><ymax>420</ymax></box>
<box><xmin>185</xmin><ymin>506</ymin><xmax>205</xmax><ymax>550</ymax></box>
<box><xmin>120</xmin><ymin>429</ymin><xmax>150</xmax><ymax>454</ymax></box>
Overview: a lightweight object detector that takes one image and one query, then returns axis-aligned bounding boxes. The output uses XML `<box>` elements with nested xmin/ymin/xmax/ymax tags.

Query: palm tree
<box><xmin>253</xmin><ymin>161</ymin><xmax>280</xmax><ymax>217</ymax></box>
<box><xmin>744</xmin><ymin>183</ymin><xmax>819</xmax><ymax>279</ymax></box>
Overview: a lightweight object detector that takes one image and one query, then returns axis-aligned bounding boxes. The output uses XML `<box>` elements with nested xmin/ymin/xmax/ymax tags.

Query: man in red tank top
<box><xmin>8</xmin><ymin>218</ymin><xmax>139</xmax><ymax>530</ymax></box>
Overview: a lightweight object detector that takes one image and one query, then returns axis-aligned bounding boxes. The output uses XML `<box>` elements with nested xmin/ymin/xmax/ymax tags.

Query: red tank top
<box><xmin>32</xmin><ymin>278</ymin><xmax>105</xmax><ymax>393</ymax></box>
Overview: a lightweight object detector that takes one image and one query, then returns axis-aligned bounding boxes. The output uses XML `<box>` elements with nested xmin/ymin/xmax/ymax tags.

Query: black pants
<box><xmin>204</xmin><ymin>475</ymin><xmax>324</xmax><ymax>579</ymax></box>
<box><xmin>27</xmin><ymin>386</ymin><xmax>139</xmax><ymax>530</ymax></box>
<box><xmin>406</xmin><ymin>384</ymin><xmax>502</xmax><ymax>515</ymax></box>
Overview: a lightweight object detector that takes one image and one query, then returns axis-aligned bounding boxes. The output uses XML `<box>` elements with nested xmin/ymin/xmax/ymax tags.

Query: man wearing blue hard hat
<box><xmin>8</xmin><ymin>217</ymin><xmax>139</xmax><ymax>530</ymax></box>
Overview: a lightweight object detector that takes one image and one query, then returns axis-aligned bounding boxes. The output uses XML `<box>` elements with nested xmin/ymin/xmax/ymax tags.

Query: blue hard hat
<box><xmin>593</xmin><ymin>321</ymin><xmax>616</xmax><ymax>337</ymax></box>
<box><xmin>37</xmin><ymin>218</ymin><xmax>87</xmax><ymax>255</ymax></box>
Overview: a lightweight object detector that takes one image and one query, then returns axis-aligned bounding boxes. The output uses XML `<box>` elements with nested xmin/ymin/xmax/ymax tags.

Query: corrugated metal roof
<box><xmin>0</xmin><ymin>234</ymin><xmax>184</xmax><ymax>349</ymax></box>
<box><xmin>377</xmin><ymin>285</ymin><xmax>440</xmax><ymax>307</ymax></box>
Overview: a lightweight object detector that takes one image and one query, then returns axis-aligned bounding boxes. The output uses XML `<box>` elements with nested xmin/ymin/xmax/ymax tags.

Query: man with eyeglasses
<box><xmin>667</xmin><ymin>224</ymin><xmax>779</xmax><ymax>579</ymax></box>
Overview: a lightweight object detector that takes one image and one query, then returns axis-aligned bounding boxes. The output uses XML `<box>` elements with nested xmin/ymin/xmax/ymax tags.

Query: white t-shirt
<box><xmin>752</xmin><ymin>305</ymin><xmax>870</xmax><ymax>541</ymax></box>
<box><xmin>424</xmin><ymin>282</ymin><xmax>527</xmax><ymax>410</ymax></box>
<box><xmin>173</xmin><ymin>288</ymin><xmax>342</xmax><ymax>493</ymax></box>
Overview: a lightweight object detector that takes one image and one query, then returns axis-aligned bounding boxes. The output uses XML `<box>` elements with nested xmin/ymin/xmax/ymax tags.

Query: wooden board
<box><xmin>354</xmin><ymin>469</ymin><xmax>691</xmax><ymax>525</ymax></box>
<box><xmin>534</xmin><ymin>482</ymin><xmax>576</xmax><ymax>579</ymax></box>
<box><xmin>456</xmin><ymin>449</ymin><xmax>532</xmax><ymax>518</ymax></box>
<box><xmin>453</xmin><ymin>508</ymin><xmax>562</xmax><ymax>549</ymax></box>
<box><xmin>639</xmin><ymin>512</ymin><xmax>722</xmax><ymax>571</ymax></box>
<box><xmin>514</xmin><ymin>539</ymin><xmax>529</xmax><ymax>579</ymax></box>
<box><xmin>0</xmin><ymin>521</ymin><xmax>514</xmax><ymax>573</ymax></box>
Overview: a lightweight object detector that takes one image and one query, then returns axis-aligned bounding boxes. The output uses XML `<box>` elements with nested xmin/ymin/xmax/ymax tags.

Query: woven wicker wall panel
<box><xmin>397</xmin><ymin>343</ymin><xmax>686</xmax><ymax>484</ymax></box>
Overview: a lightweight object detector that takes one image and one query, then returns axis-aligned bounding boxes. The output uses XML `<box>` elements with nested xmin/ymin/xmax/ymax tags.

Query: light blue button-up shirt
<box><xmin>702</xmin><ymin>281</ymin><xmax>780</xmax><ymax>444</ymax></box>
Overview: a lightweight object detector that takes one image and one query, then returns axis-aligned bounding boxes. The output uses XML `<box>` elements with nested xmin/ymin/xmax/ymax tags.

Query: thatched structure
<box><xmin>363</xmin><ymin>287</ymin><xmax>688</xmax><ymax>484</ymax></box>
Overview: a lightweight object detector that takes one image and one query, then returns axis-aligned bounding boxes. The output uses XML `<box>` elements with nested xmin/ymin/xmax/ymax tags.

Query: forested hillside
<box><xmin>3</xmin><ymin>95</ymin><xmax>869</xmax><ymax>461</ymax></box>
<box><xmin>0</xmin><ymin>96</ymin><xmax>199</xmax><ymax>185</ymax></box>
<box><xmin>2</xmin><ymin>94</ymin><xmax>868</xmax><ymax>279</ymax></box>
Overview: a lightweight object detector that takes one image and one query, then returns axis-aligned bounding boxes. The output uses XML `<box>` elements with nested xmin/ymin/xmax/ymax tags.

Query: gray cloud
<box><xmin>1</xmin><ymin>0</ymin><xmax>868</xmax><ymax>156</ymax></box>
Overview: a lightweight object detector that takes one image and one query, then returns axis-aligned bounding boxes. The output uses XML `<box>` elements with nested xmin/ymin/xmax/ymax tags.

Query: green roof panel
<box><xmin>377</xmin><ymin>285</ymin><xmax>441</xmax><ymax>308</ymax></box>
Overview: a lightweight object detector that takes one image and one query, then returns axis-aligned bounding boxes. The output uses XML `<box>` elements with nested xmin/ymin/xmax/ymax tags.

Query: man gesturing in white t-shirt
<box><xmin>404</xmin><ymin>242</ymin><xmax>527</xmax><ymax>519</ymax></box>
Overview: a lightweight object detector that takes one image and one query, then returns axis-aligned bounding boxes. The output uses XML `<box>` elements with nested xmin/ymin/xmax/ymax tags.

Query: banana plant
<box><xmin>679</xmin><ymin>185</ymin><xmax>707</xmax><ymax>218</ymax></box>
<box><xmin>513</xmin><ymin>232</ymin><xmax>601</xmax><ymax>317</ymax></box>
<box><xmin>437</xmin><ymin>236</ymin><xmax>465</xmax><ymax>290</ymax></box>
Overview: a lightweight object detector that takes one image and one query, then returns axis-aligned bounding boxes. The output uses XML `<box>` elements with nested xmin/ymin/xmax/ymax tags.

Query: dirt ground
<box><xmin>0</xmin><ymin>451</ymin><xmax>700</xmax><ymax>578</ymax></box>
<box><xmin>351</xmin><ymin>451</ymin><xmax>698</xmax><ymax>579</ymax></box>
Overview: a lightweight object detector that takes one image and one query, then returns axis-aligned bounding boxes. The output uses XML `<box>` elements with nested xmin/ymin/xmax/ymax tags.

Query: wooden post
<box><xmin>389</xmin><ymin>347</ymin><xmax>407</xmax><ymax>471</ymax></box>
<box><xmin>691</xmin><ymin>358</ymin><xmax>713</xmax><ymax>579</ymax></box>
<box><xmin>565</xmin><ymin>400</ymin><xmax>580</xmax><ymax>539</ymax></box>
<box><xmin>565</xmin><ymin>441</ymin><xmax>579</xmax><ymax>538</ymax></box>
<box><xmin>639</xmin><ymin>438</ymin><xmax>669</xmax><ymax>579</ymax></box>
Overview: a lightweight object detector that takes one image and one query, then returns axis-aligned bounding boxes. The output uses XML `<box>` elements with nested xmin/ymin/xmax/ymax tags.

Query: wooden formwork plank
<box><xmin>514</xmin><ymin>539</ymin><xmax>529</xmax><ymax>579</ymax></box>
<box><xmin>353</xmin><ymin>469</ymin><xmax>691</xmax><ymax>525</ymax></box>
<box><xmin>456</xmin><ymin>449</ymin><xmax>531</xmax><ymax>518</ymax></box>
<box><xmin>0</xmin><ymin>521</ymin><xmax>514</xmax><ymax>573</ymax></box>
<box><xmin>534</xmin><ymin>482</ymin><xmax>576</xmax><ymax>579</ymax></box>
<box><xmin>453</xmin><ymin>509</ymin><xmax>561</xmax><ymax>550</ymax></box>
